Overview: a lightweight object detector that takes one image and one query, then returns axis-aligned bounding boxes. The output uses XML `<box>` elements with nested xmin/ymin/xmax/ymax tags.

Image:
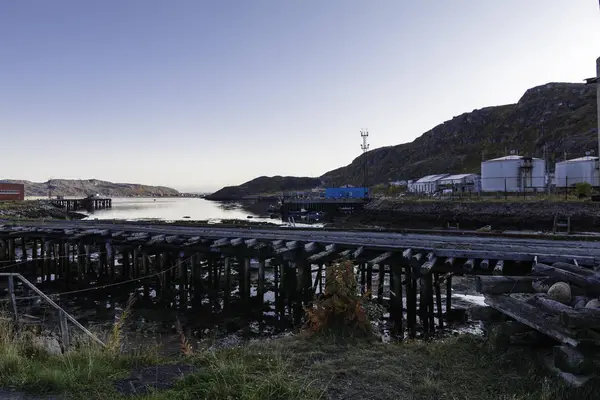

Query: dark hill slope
<box><xmin>205</xmin><ymin>176</ymin><xmax>322</xmax><ymax>200</ymax></box>
<box><xmin>321</xmin><ymin>82</ymin><xmax>596</xmax><ymax>186</ymax></box>
<box><xmin>209</xmin><ymin>82</ymin><xmax>597</xmax><ymax>196</ymax></box>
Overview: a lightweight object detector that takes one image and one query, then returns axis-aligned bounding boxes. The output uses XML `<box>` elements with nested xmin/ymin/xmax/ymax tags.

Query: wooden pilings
<box><xmin>0</xmin><ymin>229</ymin><xmax>486</xmax><ymax>340</ymax></box>
<box><xmin>50</xmin><ymin>198</ymin><xmax>112</xmax><ymax>211</ymax></box>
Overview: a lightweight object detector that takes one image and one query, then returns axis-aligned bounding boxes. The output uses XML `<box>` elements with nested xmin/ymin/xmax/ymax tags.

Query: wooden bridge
<box><xmin>1</xmin><ymin>220</ymin><xmax>600</xmax><ymax>345</ymax></box>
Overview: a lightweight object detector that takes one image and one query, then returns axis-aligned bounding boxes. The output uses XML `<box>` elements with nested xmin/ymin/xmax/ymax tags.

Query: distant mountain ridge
<box><xmin>209</xmin><ymin>81</ymin><xmax>597</xmax><ymax>198</ymax></box>
<box><xmin>0</xmin><ymin>179</ymin><xmax>179</xmax><ymax>197</ymax></box>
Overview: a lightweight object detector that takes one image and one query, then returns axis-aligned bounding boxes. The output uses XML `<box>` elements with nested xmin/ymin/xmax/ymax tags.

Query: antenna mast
<box><xmin>360</xmin><ymin>130</ymin><xmax>369</xmax><ymax>198</ymax></box>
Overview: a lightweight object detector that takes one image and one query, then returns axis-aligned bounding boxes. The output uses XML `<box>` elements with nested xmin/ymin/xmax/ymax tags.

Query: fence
<box><xmin>0</xmin><ymin>272</ymin><xmax>105</xmax><ymax>351</ymax></box>
<box><xmin>383</xmin><ymin>175</ymin><xmax>600</xmax><ymax>201</ymax></box>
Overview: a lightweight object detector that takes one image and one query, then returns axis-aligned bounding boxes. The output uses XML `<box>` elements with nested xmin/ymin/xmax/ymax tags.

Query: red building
<box><xmin>0</xmin><ymin>183</ymin><xmax>25</xmax><ymax>201</ymax></box>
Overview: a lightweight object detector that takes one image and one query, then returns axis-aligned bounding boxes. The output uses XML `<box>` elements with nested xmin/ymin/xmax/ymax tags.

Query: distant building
<box><xmin>438</xmin><ymin>174</ymin><xmax>481</xmax><ymax>193</ymax></box>
<box><xmin>0</xmin><ymin>183</ymin><xmax>25</xmax><ymax>201</ymax></box>
<box><xmin>407</xmin><ymin>174</ymin><xmax>449</xmax><ymax>194</ymax></box>
<box><xmin>389</xmin><ymin>180</ymin><xmax>407</xmax><ymax>186</ymax></box>
<box><xmin>481</xmin><ymin>155</ymin><xmax>546</xmax><ymax>192</ymax></box>
<box><xmin>555</xmin><ymin>156</ymin><xmax>599</xmax><ymax>188</ymax></box>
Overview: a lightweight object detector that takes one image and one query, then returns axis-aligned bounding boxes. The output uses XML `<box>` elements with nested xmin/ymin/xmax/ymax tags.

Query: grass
<box><xmin>0</xmin><ymin>270</ymin><xmax>598</xmax><ymax>400</ymax></box>
<box><xmin>2</xmin><ymin>313</ymin><xmax>600</xmax><ymax>400</ymax></box>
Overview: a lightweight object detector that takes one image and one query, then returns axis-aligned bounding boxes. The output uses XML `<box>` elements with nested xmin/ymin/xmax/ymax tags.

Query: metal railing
<box><xmin>0</xmin><ymin>273</ymin><xmax>106</xmax><ymax>349</ymax></box>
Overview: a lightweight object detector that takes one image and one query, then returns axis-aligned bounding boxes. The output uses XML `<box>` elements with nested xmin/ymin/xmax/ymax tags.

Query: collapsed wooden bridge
<box><xmin>1</xmin><ymin>220</ymin><xmax>600</xmax><ymax>343</ymax></box>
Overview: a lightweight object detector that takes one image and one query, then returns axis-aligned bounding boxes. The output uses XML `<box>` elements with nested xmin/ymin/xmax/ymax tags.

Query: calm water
<box><xmin>79</xmin><ymin>197</ymin><xmax>277</xmax><ymax>223</ymax></box>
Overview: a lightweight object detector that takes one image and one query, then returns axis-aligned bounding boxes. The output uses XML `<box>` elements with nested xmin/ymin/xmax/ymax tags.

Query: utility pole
<box><xmin>360</xmin><ymin>130</ymin><xmax>369</xmax><ymax>199</ymax></box>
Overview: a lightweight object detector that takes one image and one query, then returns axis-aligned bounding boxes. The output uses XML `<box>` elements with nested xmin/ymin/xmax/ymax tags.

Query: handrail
<box><xmin>0</xmin><ymin>273</ymin><xmax>106</xmax><ymax>348</ymax></box>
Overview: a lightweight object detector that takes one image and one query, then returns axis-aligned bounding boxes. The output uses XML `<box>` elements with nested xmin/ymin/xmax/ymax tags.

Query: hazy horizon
<box><xmin>2</xmin><ymin>1</ymin><xmax>599</xmax><ymax>192</ymax></box>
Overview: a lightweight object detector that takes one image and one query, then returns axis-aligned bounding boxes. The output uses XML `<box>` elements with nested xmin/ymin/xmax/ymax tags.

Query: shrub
<box><xmin>575</xmin><ymin>182</ymin><xmax>592</xmax><ymax>198</ymax></box>
<box><xmin>303</xmin><ymin>260</ymin><xmax>371</xmax><ymax>337</ymax></box>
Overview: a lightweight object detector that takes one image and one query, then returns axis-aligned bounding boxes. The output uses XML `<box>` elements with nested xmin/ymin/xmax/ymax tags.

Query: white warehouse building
<box><xmin>481</xmin><ymin>155</ymin><xmax>546</xmax><ymax>192</ymax></box>
<box><xmin>407</xmin><ymin>174</ymin><xmax>449</xmax><ymax>194</ymax></box>
<box><xmin>555</xmin><ymin>156</ymin><xmax>599</xmax><ymax>188</ymax></box>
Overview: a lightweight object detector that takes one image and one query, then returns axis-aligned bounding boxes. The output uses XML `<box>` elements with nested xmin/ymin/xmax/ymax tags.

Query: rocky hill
<box><xmin>205</xmin><ymin>176</ymin><xmax>322</xmax><ymax>200</ymax></box>
<box><xmin>0</xmin><ymin>179</ymin><xmax>179</xmax><ymax>197</ymax></box>
<box><xmin>322</xmin><ymin>82</ymin><xmax>597</xmax><ymax>186</ymax></box>
<box><xmin>209</xmin><ymin>81</ymin><xmax>597</xmax><ymax>196</ymax></box>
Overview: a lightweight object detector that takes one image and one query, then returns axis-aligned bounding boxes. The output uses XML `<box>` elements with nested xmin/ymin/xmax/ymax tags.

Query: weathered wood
<box><xmin>484</xmin><ymin>294</ymin><xmax>579</xmax><ymax>347</ymax></box>
<box><xmin>464</xmin><ymin>258</ymin><xmax>475</xmax><ymax>272</ymax></box>
<box><xmin>553</xmin><ymin>345</ymin><xmax>600</xmax><ymax>375</ymax></box>
<box><xmin>552</xmin><ymin>262</ymin><xmax>596</xmax><ymax>277</ymax></box>
<box><xmin>403</xmin><ymin>248</ymin><xmax>412</xmax><ymax>259</ymax></box>
<box><xmin>476</xmin><ymin>275</ymin><xmax>546</xmax><ymax>294</ymax></box>
<box><xmin>230</xmin><ymin>238</ymin><xmax>245</xmax><ymax>247</ymax></box>
<box><xmin>369</xmin><ymin>251</ymin><xmax>393</xmax><ymax>265</ymax></box>
<box><xmin>467</xmin><ymin>305</ymin><xmax>505</xmax><ymax>322</ymax></box>
<box><xmin>533</xmin><ymin>263</ymin><xmax>600</xmax><ymax>294</ymax></box>
<box><xmin>258</xmin><ymin>259</ymin><xmax>265</xmax><ymax>301</ymax></box>
<box><xmin>445</xmin><ymin>274</ymin><xmax>452</xmax><ymax>320</ymax></box>
<box><xmin>391</xmin><ymin>264</ymin><xmax>403</xmax><ymax>336</ymax></box>
<box><xmin>7</xmin><ymin>276</ymin><xmax>18</xmax><ymax>321</ymax></box>
<box><xmin>420</xmin><ymin>257</ymin><xmax>438</xmax><ymax>275</ymax></box>
<box><xmin>304</xmin><ymin>242</ymin><xmax>319</xmax><ymax>253</ymax></box>
<box><xmin>445</xmin><ymin>257</ymin><xmax>455</xmax><ymax>266</ymax></box>
<box><xmin>480</xmin><ymin>259</ymin><xmax>490</xmax><ymax>270</ymax></box>
<box><xmin>560</xmin><ymin>308</ymin><xmax>600</xmax><ymax>330</ymax></box>
<box><xmin>352</xmin><ymin>246</ymin><xmax>364</xmax><ymax>259</ymax></box>
<box><xmin>492</xmin><ymin>260</ymin><xmax>503</xmax><ymax>275</ymax></box>
<box><xmin>434</xmin><ymin>272</ymin><xmax>443</xmax><ymax>329</ymax></box>
<box><xmin>307</xmin><ymin>245</ymin><xmax>337</xmax><ymax>262</ymax></box>
<box><xmin>210</xmin><ymin>238</ymin><xmax>230</xmax><ymax>248</ymax></box>
<box><xmin>530</xmin><ymin>295</ymin><xmax>574</xmax><ymax>315</ymax></box>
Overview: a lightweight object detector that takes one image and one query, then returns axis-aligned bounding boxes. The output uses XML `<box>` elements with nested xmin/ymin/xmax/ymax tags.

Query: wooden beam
<box><xmin>368</xmin><ymin>251</ymin><xmax>394</xmax><ymax>265</ymax></box>
<box><xmin>484</xmin><ymin>294</ymin><xmax>579</xmax><ymax>347</ymax></box>
<box><xmin>493</xmin><ymin>260</ymin><xmax>504</xmax><ymax>275</ymax></box>
<box><xmin>304</xmin><ymin>242</ymin><xmax>320</xmax><ymax>253</ymax></box>
<box><xmin>307</xmin><ymin>245</ymin><xmax>338</xmax><ymax>262</ymax></box>
<box><xmin>403</xmin><ymin>248</ymin><xmax>412</xmax><ymax>259</ymax></box>
<box><xmin>230</xmin><ymin>238</ymin><xmax>245</xmax><ymax>246</ymax></box>
<box><xmin>561</xmin><ymin>308</ymin><xmax>600</xmax><ymax>330</ymax></box>
<box><xmin>464</xmin><ymin>258</ymin><xmax>475</xmax><ymax>272</ymax></box>
<box><xmin>445</xmin><ymin>257</ymin><xmax>455</xmax><ymax>266</ymax></box>
<box><xmin>210</xmin><ymin>238</ymin><xmax>230</xmax><ymax>248</ymax></box>
<box><xmin>480</xmin><ymin>259</ymin><xmax>490</xmax><ymax>270</ymax></box>
<box><xmin>533</xmin><ymin>263</ymin><xmax>600</xmax><ymax>294</ymax></box>
<box><xmin>352</xmin><ymin>246</ymin><xmax>364</xmax><ymax>259</ymax></box>
<box><xmin>420</xmin><ymin>257</ymin><xmax>438</xmax><ymax>275</ymax></box>
<box><xmin>475</xmin><ymin>275</ymin><xmax>548</xmax><ymax>294</ymax></box>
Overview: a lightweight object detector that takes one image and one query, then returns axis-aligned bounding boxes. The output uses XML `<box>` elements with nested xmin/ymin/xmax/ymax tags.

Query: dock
<box><xmin>50</xmin><ymin>198</ymin><xmax>112</xmax><ymax>211</ymax></box>
<box><xmin>2</xmin><ymin>220</ymin><xmax>600</xmax><ymax>344</ymax></box>
<box><xmin>280</xmin><ymin>198</ymin><xmax>367</xmax><ymax>221</ymax></box>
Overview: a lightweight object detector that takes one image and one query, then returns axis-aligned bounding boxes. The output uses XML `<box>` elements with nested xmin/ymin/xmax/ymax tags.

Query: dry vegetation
<box><xmin>1</xmin><ymin>262</ymin><xmax>599</xmax><ymax>399</ymax></box>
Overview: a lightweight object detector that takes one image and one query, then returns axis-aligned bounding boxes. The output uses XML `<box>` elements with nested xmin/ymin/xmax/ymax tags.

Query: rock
<box><xmin>32</xmin><ymin>336</ymin><xmax>62</xmax><ymax>356</ymax></box>
<box><xmin>547</xmin><ymin>282</ymin><xmax>571</xmax><ymax>304</ymax></box>
<box><xmin>585</xmin><ymin>299</ymin><xmax>600</xmax><ymax>309</ymax></box>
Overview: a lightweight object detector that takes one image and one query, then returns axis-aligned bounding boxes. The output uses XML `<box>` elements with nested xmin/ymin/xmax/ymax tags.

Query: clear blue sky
<box><xmin>1</xmin><ymin>1</ymin><xmax>598</xmax><ymax>192</ymax></box>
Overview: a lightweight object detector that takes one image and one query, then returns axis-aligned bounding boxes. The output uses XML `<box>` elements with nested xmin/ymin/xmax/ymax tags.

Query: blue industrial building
<box><xmin>324</xmin><ymin>187</ymin><xmax>369</xmax><ymax>199</ymax></box>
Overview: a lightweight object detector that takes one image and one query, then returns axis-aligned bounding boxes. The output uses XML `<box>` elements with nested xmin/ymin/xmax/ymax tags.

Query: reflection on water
<box><xmin>79</xmin><ymin>197</ymin><xmax>272</xmax><ymax>223</ymax></box>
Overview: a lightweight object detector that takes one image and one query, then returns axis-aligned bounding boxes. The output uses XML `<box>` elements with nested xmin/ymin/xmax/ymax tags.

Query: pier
<box><xmin>2</xmin><ymin>220</ymin><xmax>600</xmax><ymax>343</ymax></box>
<box><xmin>280</xmin><ymin>198</ymin><xmax>367</xmax><ymax>221</ymax></box>
<box><xmin>50</xmin><ymin>198</ymin><xmax>112</xmax><ymax>212</ymax></box>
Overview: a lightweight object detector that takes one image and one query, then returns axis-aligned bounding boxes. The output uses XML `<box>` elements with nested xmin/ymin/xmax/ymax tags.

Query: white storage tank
<box><xmin>555</xmin><ymin>156</ymin><xmax>599</xmax><ymax>188</ymax></box>
<box><xmin>481</xmin><ymin>155</ymin><xmax>546</xmax><ymax>192</ymax></box>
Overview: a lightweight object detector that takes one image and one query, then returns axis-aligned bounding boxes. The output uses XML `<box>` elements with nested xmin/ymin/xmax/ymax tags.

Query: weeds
<box><xmin>304</xmin><ymin>260</ymin><xmax>372</xmax><ymax>338</ymax></box>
